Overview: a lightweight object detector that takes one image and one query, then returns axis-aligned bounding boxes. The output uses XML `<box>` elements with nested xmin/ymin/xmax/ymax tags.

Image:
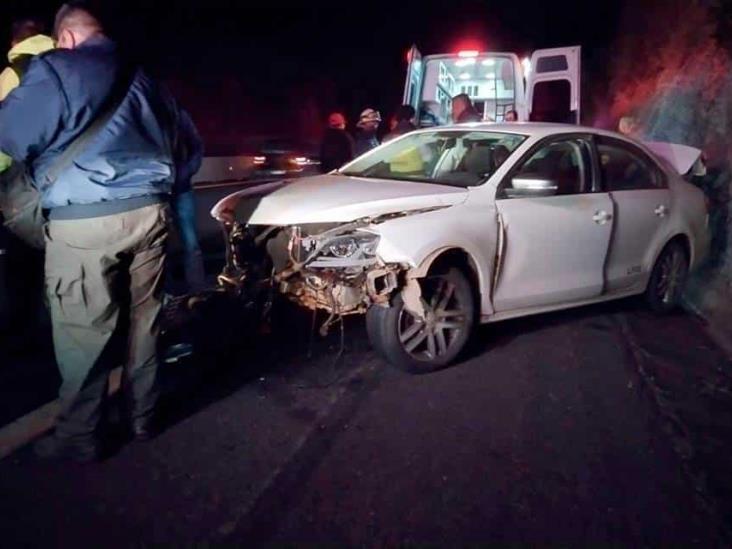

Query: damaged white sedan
<box><xmin>211</xmin><ymin>123</ymin><xmax>709</xmax><ymax>373</ymax></box>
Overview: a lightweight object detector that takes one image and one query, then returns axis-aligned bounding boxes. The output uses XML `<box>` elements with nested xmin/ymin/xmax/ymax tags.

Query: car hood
<box><xmin>211</xmin><ymin>174</ymin><xmax>468</xmax><ymax>225</ymax></box>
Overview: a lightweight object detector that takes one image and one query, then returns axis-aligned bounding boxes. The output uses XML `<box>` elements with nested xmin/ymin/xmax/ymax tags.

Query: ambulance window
<box><xmin>530</xmin><ymin>80</ymin><xmax>573</xmax><ymax>123</ymax></box>
<box><xmin>536</xmin><ymin>55</ymin><xmax>569</xmax><ymax>73</ymax></box>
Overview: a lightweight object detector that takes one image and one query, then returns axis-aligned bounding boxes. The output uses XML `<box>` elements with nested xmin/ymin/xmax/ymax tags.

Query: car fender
<box><xmin>374</xmin><ymin>201</ymin><xmax>498</xmax><ymax>316</ymax></box>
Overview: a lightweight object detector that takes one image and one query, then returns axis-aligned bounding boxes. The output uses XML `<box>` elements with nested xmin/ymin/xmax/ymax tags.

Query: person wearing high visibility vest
<box><xmin>0</xmin><ymin>19</ymin><xmax>55</xmax><ymax>173</ymax></box>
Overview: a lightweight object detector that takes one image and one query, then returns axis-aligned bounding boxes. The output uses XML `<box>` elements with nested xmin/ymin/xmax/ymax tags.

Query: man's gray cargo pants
<box><xmin>45</xmin><ymin>203</ymin><xmax>169</xmax><ymax>440</ymax></box>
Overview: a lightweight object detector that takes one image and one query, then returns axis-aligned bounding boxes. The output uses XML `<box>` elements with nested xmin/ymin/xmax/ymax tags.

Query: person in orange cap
<box><xmin>319</xmin><ymin>112</ymin><xmax>354</xmax><ymax>173</ymax></box>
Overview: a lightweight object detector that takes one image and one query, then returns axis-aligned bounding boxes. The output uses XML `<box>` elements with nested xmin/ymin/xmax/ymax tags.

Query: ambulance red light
<box><xmin>458</xmin><ymin>50</ymin><xmax>479</xmax><ymax>58</ymax></box>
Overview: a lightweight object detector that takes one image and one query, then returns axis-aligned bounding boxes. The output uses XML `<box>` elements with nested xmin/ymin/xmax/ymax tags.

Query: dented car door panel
<box><xmin>492</xmin><ymin>193</ymin><xmax>614</xmax><ymax>312</ymax></box>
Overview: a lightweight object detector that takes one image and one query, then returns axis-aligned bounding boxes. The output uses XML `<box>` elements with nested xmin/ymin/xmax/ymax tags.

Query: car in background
<box><xmin>211</xmin><ymin>123</ymin><xmax>709</xmax><ymax>374</ymax></box>
<box><xmin>252</xmin><ymin>138</ymin><xmax>320</xmax><ymax>178</ymax></box>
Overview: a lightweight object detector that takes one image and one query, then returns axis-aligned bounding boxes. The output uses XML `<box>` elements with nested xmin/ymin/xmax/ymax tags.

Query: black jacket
<box><xmin>383</xmin><ymin>120</ymin><xmax>416</xmax><ymax>142</ymax></box>
<box><xmin>320</xmin><ymin>128</ymin><xmax>355</xmax><ymax>173</ymax></box>
<box><xmin>353</xmin><ymin>129</ymin><xmax>380</xmax><ymax>156</ymax></box>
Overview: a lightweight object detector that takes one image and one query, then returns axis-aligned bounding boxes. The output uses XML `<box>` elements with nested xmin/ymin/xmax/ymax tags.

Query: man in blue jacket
<box><xmin>0</xmin><ymin>3</ymin><xmax>187</xmax><ymax>462</ymax></box>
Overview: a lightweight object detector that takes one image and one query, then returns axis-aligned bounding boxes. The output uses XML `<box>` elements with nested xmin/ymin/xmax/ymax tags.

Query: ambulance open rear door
<box><xmin>526</xmin><ymin>46</ymin><xmax>581</xmax><ymax>124</ymax></box>
<box><xmin>403</xmin><ymin>45</ymin><xmax>423</xmax><ymax>113</ymax></box>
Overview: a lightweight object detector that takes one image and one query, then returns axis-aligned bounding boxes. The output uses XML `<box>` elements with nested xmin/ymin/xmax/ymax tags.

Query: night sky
<box><xmin>2</xmin><ymin>0</ymin><xmax>624</xmax><ymax>151</ymax></box>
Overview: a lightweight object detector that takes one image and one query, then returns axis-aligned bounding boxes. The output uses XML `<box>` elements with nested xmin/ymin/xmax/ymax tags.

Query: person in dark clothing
<box><xmin>353</xmin><ymin>108</ymin><xmax>381</xmax><ymax>156</ymax></box>
<box><xmin>0</xmin><ymin>3</ymin><xmax>187</xmax><ymax>462</ymax></box>
<box><xmin>452</xmin><ymin>93</ymin><xmax>482</xmax><ymax>123</ymax></box>
<box><xmin>319</xmin><ymin>112</ymin><xmax>354</xmax><ymax>173</ymax></box>
<box><xmin>383</xmin><ymin>104</ymin><xmax>416</xmax><ymax>142</ymax></box>
<box><xmin>171</xmin><ymin>108</ymin><xmax>205</xmax><ymax>292</ymax></box>
<box><xmin>0</xmin><ymin>18</ymin><xmax>54</xmax><ymax>345</ymax></box>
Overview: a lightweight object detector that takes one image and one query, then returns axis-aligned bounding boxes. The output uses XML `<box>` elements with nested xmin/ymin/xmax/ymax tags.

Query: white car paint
<box><xmin>644</xmin><ymin>141</ymin><xmax>705</xmax><ymax>176</ymax></box>
<box><xmin>212</xmin><ymin>123</ymin><xmax>709</xmax><ymax>323</ymax></box>
<box><xmin>212</xmin><ymin>175</ymin><xmax>467</xmax><ymax>225</ymax></box>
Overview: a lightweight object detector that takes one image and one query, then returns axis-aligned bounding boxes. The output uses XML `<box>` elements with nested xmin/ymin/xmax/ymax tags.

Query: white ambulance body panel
<box><xmin>405</xmin><ymin>45</ymin><xmax>581</xmax><ymax>126</ymax></box>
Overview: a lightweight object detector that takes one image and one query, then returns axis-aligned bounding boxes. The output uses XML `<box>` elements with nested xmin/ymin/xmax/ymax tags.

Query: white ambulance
<box><xmin>403</xmin><ymin>45</ymin><xmax>581</xmax><ymax>125</ymax></box>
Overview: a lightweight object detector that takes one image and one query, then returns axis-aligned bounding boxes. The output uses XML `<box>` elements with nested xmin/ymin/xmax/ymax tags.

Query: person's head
<box><xmin>618</xmin><ymin>115</ymin><xmax>639</xmax><ymax>136</ymax></box>
<box><xmin>493</xmin><ymin>145</ymin><xmax>510</xmax><ymax>168</ymax></box>
<box><xmin>357</xmin><ymin>108</ymin><xmax>381</xmax><ymax>131</ymax></box>
<box><xmin>53</xmin><ymin>3</ymin><xmax>104</xmax><ymax>49</ymax></box>
<box><xmin>451</xmin><ymin>93</ymin><xmax>472</xmax><ymax>121</ymax></box>
<box><xmin>10</xmin><ymin>18</ymin><xmax>46</xmax><ymax>48</ymax></box>
<box><xmin>388</xmin><ymin>115</ymin><xmax>397</xmax><ymax>131</ymax></box>
<box><xmin>395</xmin><ymin>104</ymin><xmax>416</xmax><ymax>124</ymax></box>
<box><xmin>328</xmin><ymin>112</ymin><xmax>346</xmax><ymax>130</ymax></box>
<box><xmin>504</xmin><ymin>109</ymin><xmax>518</xmax><ymax>122</ymax></box>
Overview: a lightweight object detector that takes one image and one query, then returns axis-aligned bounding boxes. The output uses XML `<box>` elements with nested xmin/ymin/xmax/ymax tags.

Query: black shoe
<box><xmin>33</xmin><ymin>433</ymin><xmax>101</xmax><ymax>463</ymax></box>
<box><xmin>130</xmin><ymin>418</ymin><xmax>158</xmax><ymax>442</ymax></box>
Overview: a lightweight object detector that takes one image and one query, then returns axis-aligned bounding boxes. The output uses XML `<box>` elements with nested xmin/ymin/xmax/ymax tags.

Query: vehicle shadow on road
<box><xmin>112</xmin><ymin>297</ymin><xmax>375</xmax><ymax>455</ymax></box>
<box><xmin>461</xmin><ymin>297</ymin><xmax>650</xmax><ymax>363</ymax></box>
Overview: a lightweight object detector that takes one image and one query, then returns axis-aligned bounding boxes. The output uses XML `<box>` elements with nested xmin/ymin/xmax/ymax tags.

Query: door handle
<box><xmin>592</xmin><ymin>210</ymin><xmax>612</xmax><ymax>225</ymax></box>
<box><xmin>654</xmin><ymin>205</ymin><xmax>668</xmax><ymax>217</ymax></box>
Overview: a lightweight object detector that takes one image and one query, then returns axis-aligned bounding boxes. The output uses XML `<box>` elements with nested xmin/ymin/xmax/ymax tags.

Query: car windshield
<box><xmin>340</xmin><ymin>130</ymin><xmax>527</xmax><ymax>188</ymax></box>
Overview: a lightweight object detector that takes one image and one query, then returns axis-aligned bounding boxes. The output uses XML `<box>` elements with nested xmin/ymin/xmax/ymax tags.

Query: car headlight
<box><xmin>324</xmin><ymin>232</ymin><xmax>379</xmax><ymax>259</ymax></box>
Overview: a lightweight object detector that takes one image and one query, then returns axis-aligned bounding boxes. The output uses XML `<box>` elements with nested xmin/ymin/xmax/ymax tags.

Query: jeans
<box><xmin>172</xmin><ymin>191</ymin><xmax>206</xmax><ymax>292</ymax></box>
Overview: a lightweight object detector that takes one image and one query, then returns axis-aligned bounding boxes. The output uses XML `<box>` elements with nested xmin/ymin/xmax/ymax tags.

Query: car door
<box><xmin>492</xmin><ymin>135</ymin><xmax>613</xmax><ymax>312</ymax></box>
<box><xmin>595</xmin><ymin>136</ymin><xmax>672</xmax><ymax>292</ymax></box>
<box><xmin>526</xmin><ymin>46</ymin><xmax>581</xmax><ymax>123</ymax></box>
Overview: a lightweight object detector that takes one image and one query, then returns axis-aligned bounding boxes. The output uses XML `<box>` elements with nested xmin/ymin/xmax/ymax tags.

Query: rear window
<box><xmin>536</xmin><ymin>55</ymin><xmax>569</xmax><ymax>73</ymax></box>
<box><xmin>596</xmin><ymin>137</ymin><xmax>666</xmax><ymax>191</ymax></box>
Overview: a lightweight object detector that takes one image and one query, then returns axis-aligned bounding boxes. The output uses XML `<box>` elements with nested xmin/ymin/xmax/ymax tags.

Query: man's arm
<box><xmin>175</xmin><ymin>109</ymin><xmax>204</xmax><ymax>189</ymax></box>
<box><xmin>0</xmin><ymin>56</ymin><xmax>66</xmax><ymax>164</ymax></box>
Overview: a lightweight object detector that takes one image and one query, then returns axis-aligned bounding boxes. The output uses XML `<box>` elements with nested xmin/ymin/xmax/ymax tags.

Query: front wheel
<box><xmin>645</xmin><ymin>241</ymin><xmax>689</xmax><ymax>314</ymax></box>
<box><xmin>366</xmin><ymin>267</ymin><xmax>476</xmax><ymax>374</ymax></box>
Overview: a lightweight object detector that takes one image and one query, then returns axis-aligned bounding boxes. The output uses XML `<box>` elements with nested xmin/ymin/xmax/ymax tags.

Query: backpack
<box><xmin>0</xmin><ymin>164</ymin><xmax>46</xmax><ymax>249</ymax></box>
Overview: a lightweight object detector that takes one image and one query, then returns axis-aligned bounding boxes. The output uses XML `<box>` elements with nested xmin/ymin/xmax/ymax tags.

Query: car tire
<box><xmin>366</xmin><ymin>267</ymin><xmax>476</xmax><ymax>374</ymax></box>
<box><xmin>645</xmin><ymin>240</ymin><xmax>689</xmax><ymax>314</ymax></box>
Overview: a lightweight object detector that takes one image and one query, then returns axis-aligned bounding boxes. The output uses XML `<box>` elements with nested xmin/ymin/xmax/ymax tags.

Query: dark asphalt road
<box><xmin>1</xmin><ymin>298</ymin><xmax>731</xmax><ymax>546</ymax></box>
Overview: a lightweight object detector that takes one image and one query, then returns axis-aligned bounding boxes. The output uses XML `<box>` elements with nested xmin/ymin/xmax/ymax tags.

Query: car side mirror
<box><xmin>504</xmin><ymin>176</ymin><xmax>558</xmax><ymax>198</ymax></box>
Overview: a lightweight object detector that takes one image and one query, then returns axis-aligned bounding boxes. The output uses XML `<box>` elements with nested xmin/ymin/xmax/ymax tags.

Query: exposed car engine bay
<box><xmin>215</xmin><ymin>215</ymin><xmax>411</xmax><ymax>336</ymax></box>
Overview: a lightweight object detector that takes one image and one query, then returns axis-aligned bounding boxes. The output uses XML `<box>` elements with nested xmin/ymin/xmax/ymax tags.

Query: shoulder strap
<box><xmin>42</xmin><ymin>67</ymin><xmax>137</xmax><ymax>186</ymax></box>
<box><xmin>9</xmin><ymin>54</ymin><xmax>33</xmax><ymax>80</ymax></box>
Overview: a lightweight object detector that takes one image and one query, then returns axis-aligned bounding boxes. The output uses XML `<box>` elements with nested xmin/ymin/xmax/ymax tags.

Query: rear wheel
<box><xmin>366</xmin><ymin>267</ymin><xmax>475</xmax><ymax>374</ymax></box>
<box><xmin>645</xmin><ymin>241</ymin><xmax>689</xmax><ymax>314</ymax></box>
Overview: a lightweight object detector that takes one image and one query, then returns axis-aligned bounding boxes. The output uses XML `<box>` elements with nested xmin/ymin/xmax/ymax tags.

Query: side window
<box><xmin>596</xmin><ymin>138</ymin><xmax>666</xmax><ymax>191</ymax></box>
<box><xmin>500</xmin><ymin>138</ymin><xmax>591</xmax><ymax>198</ymax></box>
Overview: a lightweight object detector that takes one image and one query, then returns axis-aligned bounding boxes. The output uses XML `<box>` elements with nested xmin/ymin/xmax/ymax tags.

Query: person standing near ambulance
<box><xmin>353</xmin><ymin>108</ymin><xmax>381</xmax><ymax>156</ymax></box>
<box><xmin>319</xmin><ymin>112</ymin><xmax>354</xmax><ymax>173</ymax></box>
